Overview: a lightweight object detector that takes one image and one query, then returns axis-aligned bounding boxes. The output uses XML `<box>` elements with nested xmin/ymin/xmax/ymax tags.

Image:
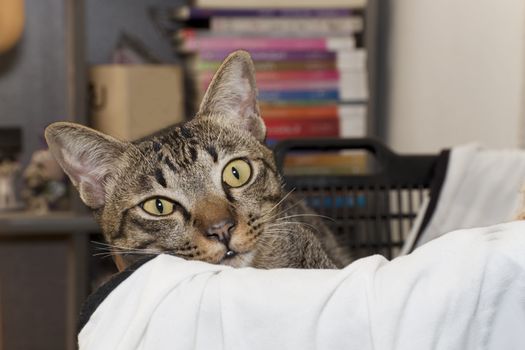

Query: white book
<box><xmin>337</xmin><ymin>49</ymin><xmax>367</xmax><ymax>70</ymax></box>
<box><xmin>193</xmin><ymin>0</ymin><xmax>366</xmax><ymax>9</ymax></box>
<box><xmin>210</xmin><ymin>16</ymin><xmax>364</xmax><ymax>35</ymax></box>
<box><xmin>339</xmin><ymin>70</ymin><xmax>369</xmax><ymax>101</ymax></box>
<box><xmin>339</xmin><ymin>105</ymin><xmax>367</xmax><ymax>137</ymax></box>
<box><xmin>326</xmin><ymin>37</ymin><xmax>356</xmax><ymax>51</ymax></box>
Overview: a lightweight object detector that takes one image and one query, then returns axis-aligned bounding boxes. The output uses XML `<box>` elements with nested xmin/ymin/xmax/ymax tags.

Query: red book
<box><xmin>264</xmin><ymin>117</ymin><xmax>339</xmax><ymax>139</ymax></box>
<box><xmin>261</xmin><ymin>105</ymin><xmax>338</xmax><ymax>119</ymax></box>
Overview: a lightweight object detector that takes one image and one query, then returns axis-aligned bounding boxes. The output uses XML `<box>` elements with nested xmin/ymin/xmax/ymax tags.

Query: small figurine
<box><xmin>0</xmin><ymin>158</ymin><xmax>20</xmax><ymax>210</ymax></box>
<box><xmin>22</xmin><ymin>149</ymin><xmax>67</xmax><ymax>213</ymax></box>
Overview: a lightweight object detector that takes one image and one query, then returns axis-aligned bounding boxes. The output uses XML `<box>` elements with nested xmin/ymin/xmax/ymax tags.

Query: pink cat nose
<box><xmin>205</xmin><ymin>219</ymin><xmax>235</xmax><ymax>245</ymax></box>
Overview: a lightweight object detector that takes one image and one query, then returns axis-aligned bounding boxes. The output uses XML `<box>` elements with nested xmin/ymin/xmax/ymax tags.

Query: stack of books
<box><xmin>173</xmin><ymin>2</ymin><xmax>368</xmax><ymax>145</ymax></box>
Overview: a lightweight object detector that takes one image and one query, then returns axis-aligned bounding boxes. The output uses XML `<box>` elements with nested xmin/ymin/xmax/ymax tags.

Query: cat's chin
<box><xmin>220</xmin><ymin>251</ymin><xmax>255</xmax><ymax>268</ymax></box>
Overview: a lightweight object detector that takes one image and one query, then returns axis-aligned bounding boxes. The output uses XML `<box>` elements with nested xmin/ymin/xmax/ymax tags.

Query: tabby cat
<box><xmin>45</xmin><ymin>50</ymin><xmax>349</xmax><ymax>270</ymax></box>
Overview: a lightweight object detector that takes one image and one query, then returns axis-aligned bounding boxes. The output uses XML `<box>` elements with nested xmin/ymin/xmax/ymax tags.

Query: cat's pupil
<box><xmin>156</xmin><ymin>199</ymin><xmax>164</xmax><ymax>213</ymax></box>
<box><xmin>232</xmin><ymin>167</ymin><xmax>240</xmax><ymax>180</ymax></box>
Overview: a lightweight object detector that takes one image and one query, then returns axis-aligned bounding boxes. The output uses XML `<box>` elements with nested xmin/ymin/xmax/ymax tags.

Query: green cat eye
<box><xmin>141</xmin><ymin>197</ymin><xmax>175</xmax><ymax>216</ymax></box>
<box><xmin>222</xmin><ymin>159</ymin><xmax>251</xmax><ymax>188</ymax></box>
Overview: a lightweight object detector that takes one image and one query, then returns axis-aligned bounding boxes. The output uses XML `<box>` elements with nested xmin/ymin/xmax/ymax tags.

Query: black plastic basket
<box><xmin>274</xmin><ymin>138</ymin><xmax>438</xmax><ymax>260</ymax></box>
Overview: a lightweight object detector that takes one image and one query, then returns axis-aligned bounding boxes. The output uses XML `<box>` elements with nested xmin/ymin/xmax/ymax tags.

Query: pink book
<box><xmin>181</xmin><ymin>33</ymin><xmax>355</xmax><ymax>52</ymax></box>
<box><xmin>200</xmin><ymin>70</ymin><xmax>340</xmax><ymax>86</ymax></box>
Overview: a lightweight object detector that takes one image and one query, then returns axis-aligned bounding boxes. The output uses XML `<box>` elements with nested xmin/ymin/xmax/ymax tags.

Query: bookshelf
<box><xmin>171</xmin><ymin>2</ymin><xmax>371</xmax><ymax>147</ymax></box>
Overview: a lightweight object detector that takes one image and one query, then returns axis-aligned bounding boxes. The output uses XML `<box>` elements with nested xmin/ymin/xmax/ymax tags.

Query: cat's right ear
<box><xmin>45</xmin><ymin>122</ymin><xmax>126</xmax><ymax>209</ymax></box>
<box><xmin>196</xmin><ymin>50</ymin><xmax>266</xmax><ymax>142</ymax></box>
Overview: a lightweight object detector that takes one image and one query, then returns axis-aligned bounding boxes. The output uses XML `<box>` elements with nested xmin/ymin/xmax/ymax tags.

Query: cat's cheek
<box><xmin>192</xmin><ymin>234</ymin><xmax>228</xmax><ymax>264</ymax></box>
<box><xmin>229</xmin><ymin>221</ymin><xmax>257</xmax><ymax>253</ymax></box>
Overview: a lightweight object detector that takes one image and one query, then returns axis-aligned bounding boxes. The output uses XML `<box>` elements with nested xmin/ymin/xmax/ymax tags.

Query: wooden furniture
<box><xmin>0</xmin><ymin>212</ymin><xmax>99</xmax><ymax>350</ymax></box>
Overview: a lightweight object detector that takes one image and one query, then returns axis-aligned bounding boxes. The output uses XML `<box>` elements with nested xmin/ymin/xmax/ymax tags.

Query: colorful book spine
<box><xmin>173</xmin><ymin>6</ymin><xmax>356</xmax><ymax>20</ymax></box>
<box><xmin>210</xmin><ymin>16</ymin><xmax>363</xmax><ymax>35</ymax></box>
<box><xmin>196</xmin><ymin>59</ymin><xmax>337</xmax><ymax>72</ymax></box>
<box><xmin>258</xmin><ymin>90</ymin><xmax>339</xmax><ymax>102</ymax></box>
<box><xmin>179</xmin><ymin>31</ymin><xmax>355</xmax><ymax>52</ymax></box>
<box><xmin>255</xmin><ymin>79</ymin><xmax>340</xmax><ymax>91</ymax></box>
<box><xmin>200</xmin><ymin>79</ymin><xmax>340</xmax><ymax>94</ymax></box>
<box><xmin>265</xmin><ymin>105</ymin><xmax>367</xmax><ymax>139</ymax></box>
<box><xmin>264</xmin><ymin>117</ymin><xmax>339</xmax><ymax>139</ymax></box>
<box><xmin>261</xmin><ymin>105</ymin><xmax>338</xmax><ymax>119</ymax></box>
<box><xmin>260</xmin><ymin>100</ymin><xmax>339</xmax><ymax>107</ymax></box>
<box><xmin>198</xmin><ymin>50</ymin><xmax>337</xmax><ymax>61</ymax></box>
<box><xmin>191</xmin><ymin>0</ymin><xmax>366</xmax><ymax>10</ymax></box>
<box><xmin>200</xmin><ymin>70</ymin><xmax>340</xmax><ymax>84</ymax></box>
<box><xmin>283</xmin><ymin>151</ymin><xmax>368</xmax><ymax>176</ymax></box>
<box><xmin>174</xmin><ymin>3</ymin><xmax>368</xmax><ymax>143</ymax></box>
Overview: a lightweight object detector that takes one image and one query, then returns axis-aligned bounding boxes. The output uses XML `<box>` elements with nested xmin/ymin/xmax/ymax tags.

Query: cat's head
<box><xmin>45</xmin><ymin>51</ymin><xmax>283</xmax><ymax>269</ymax></box>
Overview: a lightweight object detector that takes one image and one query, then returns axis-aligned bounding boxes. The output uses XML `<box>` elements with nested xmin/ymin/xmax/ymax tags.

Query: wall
<box><xmin>0</xmin><ymin>0</ymin><xmax>68</xmax><ymax>164</ymax></box>
<box><xmin>386</xmin><ymin>0</ymin><xmax>525</xmax><ymax>153</ymax></box>
<box><xmin>85</xmin><ymin>0</ymin><xmax>185</xmax><ymax>65</ymax></box>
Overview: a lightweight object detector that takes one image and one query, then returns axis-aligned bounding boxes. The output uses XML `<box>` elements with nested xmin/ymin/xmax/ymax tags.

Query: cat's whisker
<box><xmin>261</xmin><ymin>225</ymin><xmax>294</xmax><ymax>235</ymax></box>
<box><xmin>260</xmin><ymin>201</ymin><xmax>302</xmax><ymax>222</ymax></box>
<box><xmin>93</xmin><ymin>249</ymin><xmax>158</xmax><ymax>255</ymax></box>
<box><xmin>91</xmin><ymin>241</ymin><xmax>134</xmax><ymax>250</ymax></box>
<box><xmin>267</xmin><ymin>220</ymin><xmax>321</xmax><ymax>232</ymax></box>
<box><xmin>255</xmin><ymin>199</ymin><xmax>304</xmax><ymax>225</ymax></box>
<box><xmin>92</xmin><ymin>246</ymin><xmax>156</xmax><ymax>254</ymax></box>
<box><xmin>261</xmin><ymin>226</ymin><xmax>291</xmax><ymax>234</ymax></box>
<box><xmin>260</xmin><ymin>188</ymin><xmax>296</xmax><ymax>218</ymax></box>
<box><xmin>93</xmin><ymin>250</ymin><xmax>160</xmax><ymax>258</ymax></box>
<box><xmin>261</xmin><ymin>232</ymin><xmax>287</xmax><ymax>237</ymax></box>
<box><xmin>91</xmin><ymin>241</ymin><xmax>121</xmax><ymax>248</ymax></box>
<box><xmin>92</xmin><ymin>247</ymin><xmax>113</xmax><ymax>252</ymax></box>
<box><xmin>284</xmin><ymin>221</ymin><xmax>322</xmax><ymax>235</ymax></box>
<box><xmin>276</xmin><ymin>213</ymin><xmax>337</xmax><ymax>223</ymax></box>
<box><xmin>254</xmin><ymin>235</ymin><xmax>282</xmax><ymax>249</ymax></box>
<box><xmin>90</xmin><ymin>240</ymin><xmax>162</xmax><ymax>255</ymax></box>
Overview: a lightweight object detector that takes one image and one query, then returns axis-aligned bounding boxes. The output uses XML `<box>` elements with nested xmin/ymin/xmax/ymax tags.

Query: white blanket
<box><xmin>79</xmin><ymin>221</ymin><xmax>525</xmax><ymax>350</ymax></box>
<box><xmin>407</xmin><ymin>144</ymin><xmax>525</xmax><ymax>250</ymax></box>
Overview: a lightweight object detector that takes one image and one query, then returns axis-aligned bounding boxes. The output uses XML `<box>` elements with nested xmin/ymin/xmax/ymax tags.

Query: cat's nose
<box><xmin>205</xmin><ymin>219</ymin><xmax>235</xmax><ymax>245</ymax></box>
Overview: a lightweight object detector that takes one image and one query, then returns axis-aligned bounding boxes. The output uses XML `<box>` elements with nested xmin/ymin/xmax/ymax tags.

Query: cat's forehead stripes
<box><xmin>205</xmin><ymin>145</ymin><xmax>218</xmax><ymax>163</ymax></box>
<box><xmin>155</xmin><ymin>168</ymin><xmax>167</xmax><ymax>188</ymax></box>
<box><xmin>165</xmin><ymin>157</ymin><xmax>177</xmax><ymax>173</ymax></box>
<box><xmin>143</xmin><ymin>128</ymin><xmax>202</xmax><ymax>174</ymax></box>
<box><xmin>179</xmin><ymin>125</ymin><xmax>194</xmax><ymax>139</ymax></box>
<box><xmin>152</xmin><ymin>141</ymin><xmax>162</xmax><ymax>153</ymax></box>
<box><xmin>134</xmin><ymin>120</ymin><xmax>271</xmax><ymax>199</ymax></box>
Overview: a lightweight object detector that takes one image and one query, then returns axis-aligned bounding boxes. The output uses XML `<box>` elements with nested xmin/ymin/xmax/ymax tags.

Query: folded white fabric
<box><xmin>79</xmin><ymin>221</ymin><xmax>525</xmax><ymax>350</ymax></box>
<box><xmin>412</xmin><ymin>144</ymin><xmax>525</xmax><ymax>249</ymax></box>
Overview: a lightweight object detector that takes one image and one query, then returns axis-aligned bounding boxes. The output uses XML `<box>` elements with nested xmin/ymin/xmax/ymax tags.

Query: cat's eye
<box><xmin>141</xmin><ymin>197</ymin><xmax>175</xmax><ymax>216</ymax></box>
<box><xmin>222</xmin><ymin>159</ymin><xmax>251</xmax><ymax>188</ymax></box>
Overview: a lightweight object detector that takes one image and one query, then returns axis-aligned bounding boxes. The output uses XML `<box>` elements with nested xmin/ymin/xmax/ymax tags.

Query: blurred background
<box><xmin>0</xmin><ymin>0</ymin><xmax>524</xmax><ymax>348</ymax></box>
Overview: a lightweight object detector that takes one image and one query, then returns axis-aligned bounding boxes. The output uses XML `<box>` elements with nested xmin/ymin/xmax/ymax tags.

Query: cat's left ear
<box><xmin>45</xmin><ymin>122</ymin><xmax>127</xmax><ymax>209</ymax></box>
<box><xmin>196</xmin><ymin>50</ymin><xmax>266</xmax><ymax>141</ymax></box>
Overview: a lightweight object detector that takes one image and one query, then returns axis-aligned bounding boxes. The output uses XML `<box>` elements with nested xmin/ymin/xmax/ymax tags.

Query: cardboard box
<box><xmin>90</xmin><ymin>65</ymin><xmax>185</xmax><ymax>141</ymax></box>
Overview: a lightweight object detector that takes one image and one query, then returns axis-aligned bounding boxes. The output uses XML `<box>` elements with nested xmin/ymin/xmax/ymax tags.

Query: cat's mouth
<box><xmin>224</xmin><ymin>250</ymin><xmax>237</xmax><ymax>259</ymax></box>
<box><xmin>220</xmin><ymin>250</ymin><xmax>255</xmax><ymax>267</ymax></box>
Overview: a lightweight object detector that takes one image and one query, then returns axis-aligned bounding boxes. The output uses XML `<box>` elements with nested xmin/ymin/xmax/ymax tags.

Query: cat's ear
<box><xmin>45</xmin><ymin>122</ymin><xmax>126</xmax><ymax>209</ymax></box>
<box><xmin>196</xmin><ymin>50</ymin><xmax>266</xmax><ymax>141</ymax></box>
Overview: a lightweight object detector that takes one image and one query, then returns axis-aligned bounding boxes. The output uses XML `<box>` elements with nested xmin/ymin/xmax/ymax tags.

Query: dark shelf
<box><xmin>0</xmin><ymin>211</ymin><xmax>100</xmax><ymax>235</ymax></box>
